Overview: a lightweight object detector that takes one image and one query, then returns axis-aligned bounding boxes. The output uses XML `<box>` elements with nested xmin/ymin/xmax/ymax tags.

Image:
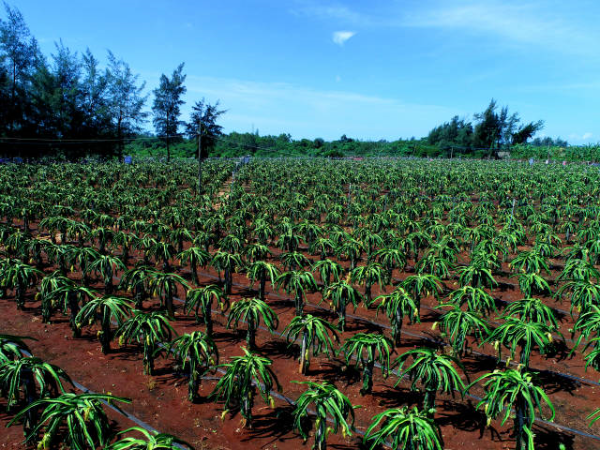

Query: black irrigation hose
<box><xmin>164</xmin><ymin>296</ymin><xmax>600</xmax><ymax>444</ymax></box>
<box><xmin>160</xmin><ymin>267</ymin><xmax>600</xmax><ymax>389</ymax></box>
<box><xmin>16</xmin><ymin>349</ymin><xmax>189</xmax><ymax>450</ymax></box>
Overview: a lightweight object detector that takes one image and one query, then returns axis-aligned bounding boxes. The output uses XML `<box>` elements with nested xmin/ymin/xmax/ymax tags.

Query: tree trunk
<box><xmin>105</xmin><ymin>266</ymin><xmax>113</xmax><ymax>295</ymax></box>
<box><xmin>191</xmin><ymin>259</ymin><xmax>199</xmax><ymax>285</ymax></box>
<box><xmin>324</xmin><ymin>269</ymin><xmax>331</xmax><ymax>288</ymax></box>
<box><xmin>166</xmin><ymin>291</ymin><xmax>175</xmax><ymax>318</ymax></box>
<box><xmin>224</xmin><ymin>269</ymin><xmax>231</xmax><ymax>295</ymax></box>
<box><xmin>143</xmin><ymin>340</ymin><xmax>154</xmax><ymax>375</ymax></box>
<box><xmin>315</xmin><ymin>417</ymin><xmax>327</xmax><ymax>450</ymax></box>
<box><xmin>22</xmin><ymin>368</ymin><xmax>37</xmax><ymax>439</ymax></box>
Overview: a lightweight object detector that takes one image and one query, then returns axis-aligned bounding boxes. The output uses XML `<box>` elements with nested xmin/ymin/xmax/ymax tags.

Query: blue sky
<box><xmin>12</xmin><ymin>0</ymin><xmax>600</xmax><ymax>144</ymax></box>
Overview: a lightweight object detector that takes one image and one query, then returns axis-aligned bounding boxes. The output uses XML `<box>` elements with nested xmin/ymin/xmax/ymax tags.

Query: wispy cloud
<box><xmin>291</xmin><ymin>3</ymin><xmax>368</xmax><ymax>25</ymax></box>
<box><xmin>185</xmin><ymin>75</ymin><xmax>455</xmax><ymax>139</ymax></box>
<box><xmin>294</xmin><ymin>1</ymin><xmax>600</xmax><ymax>57</ymax></box>
<box><xmin>403</xmin><ymin>1</ymin><xmax>599</xmax><ymax>56</ymax></box>
<box><xmin>332</xmin><ymin>31</ymin><xmax>355</xmax><ymax>46</ymax></box>
<box><xmin>583</xmin><ymin>132</ymin><xmax>593</xmax><ymax>140</ymax></box>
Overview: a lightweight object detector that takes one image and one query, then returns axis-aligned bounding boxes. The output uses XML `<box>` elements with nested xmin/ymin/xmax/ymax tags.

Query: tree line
<box><xmin>426</xmin><ymin>99</ymin><xmax>557</xmax><ymax>157</ymax></box>
<box><xmin>0</xmin><ymin>3</ymin><xmax>570</xmax><ymax>162</ymax></box>
<box><xmin>0</xmin><ymin>3</ymin><xmax>222</xmax><ymax>161</ymax></box>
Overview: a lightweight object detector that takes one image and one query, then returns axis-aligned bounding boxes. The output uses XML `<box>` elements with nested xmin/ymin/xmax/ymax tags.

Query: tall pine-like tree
<box><xmin>152</xmin><ymin>63</ymin><xmax>186</xmax><ymax>162</ymax></box>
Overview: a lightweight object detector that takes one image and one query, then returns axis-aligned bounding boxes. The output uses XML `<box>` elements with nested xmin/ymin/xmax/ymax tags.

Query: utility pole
<box><xmin>197</xmin><ymin>121</ymin><xmax>203</xmax><ymax>195</ymax></box>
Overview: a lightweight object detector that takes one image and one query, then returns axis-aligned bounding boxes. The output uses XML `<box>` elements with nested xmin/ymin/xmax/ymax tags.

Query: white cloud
<box><xmin>335</xmin><ymin>75</ymin><xmax>341</xmax><ymax>82</ymax></box>
<box><xmin>332</xmin><ymin>31</ymin><xmax>355</xmax><ymax>46</ymax></box>
<box><xmin>569</xmin><ymin>132</ymin><xmax>594</xmax><ymax>142</ymax></box>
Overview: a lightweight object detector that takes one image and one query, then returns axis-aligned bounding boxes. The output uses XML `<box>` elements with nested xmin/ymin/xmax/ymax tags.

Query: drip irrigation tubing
<box><xmin>16</xmin><ymin>349</ymin><xmax>189</xmax><ymax>450</ymax></box>
<box><xmin>160</xmin><ymin>268</ymin><xmax>600</xmax><ymax>389</ymax></box>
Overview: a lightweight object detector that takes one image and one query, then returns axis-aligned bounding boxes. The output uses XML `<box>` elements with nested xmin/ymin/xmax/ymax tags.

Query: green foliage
<box><xmin>276</xmin><ymin>270</ymin><xmax>318</xmax><ymax>316</ymax></box>
<box><xmin>210</xmin><ymin>347</ymin><xmax>280</xmax><ymax>428</ymax></box>
<box><xmin>485</xmin><ymin>318</ymin><xmax>557</xmax><ymax>369</ymax></box>
<box><xmin>185</xmin><ymin>284</ymin><xmax>228</xmax><ymax>335</ymax></box>
<box><xmin>372</xmin><ymin>286</ymin><xmax>419</xmax><ymax>346</ymax></box>
<box><xmin>152</xmin><ymin>63</ymin><xmax>186</xmax><ymax>162</ymax></box>
<box><xmin>166</xmin><ymin>331</ymin><xmax>218</xmax><ymax>402</ymax></box>
<box><xmin>555</xmin><ymin>280</ymin><xmax>600</xmax><ymax>316</ymax></box>
<box><xmin>75</xmin><ymin>295</ymin><xmax>132</xmax><ymax>354</ymax></box>
<box><xmin>292</xmin><ymin>381</ymin><xmax>356</xmax><ymax>450</ymax></box>
<box><xmin>340</xmin><ymin>333</ymin><xmax>392</xmax><ymax>395</ymax></box>
<box><xmin>0</xmin><ymin>259</ymin><xmax>43</xmax><ymax>309</ymax></box>
<box><xmin>436</xmin><ymin>304</ymin><xmax>490</xmax><ymax>357</ymax></box>
<box><xmin>106</xmin><ymin>426</ymin><xmax>193</xmax><ymax>450</ymax></box>
<box><xmin>395</xmin><ymin>347</ymin><xmax>466</xmax><ymax>417</ymax></box>
<box><xmin>117</xmin><ymin>310</ymin><xmax>175</xmax><ymax>375</ymax></box>
<box><xmin>322</xmin><ymin>278</ymin><xmax>363</xmax><ymax>331</ymax></box>
<box><xmin>502</xmin><ymin>297</ymin><xmax>558</xmax><ymax>329</ymax></box>
<box><xmin>226</xmin><ymin>297</ymin><xmax>278</xmax><ymax>350</ymax></box>
<box><xmin>466</xmin><ymin>369</ymin><xmax>554</xmax><ymax>450</ymax></box>
<box><xmin>364</xmin><ymin>406</ymin><xmax>443</xmax><ymax>450</ymax></box>
<box><xmin>447</xmin><ymin>286</ymin><xmax>497</xmax><ymax>315</ymax></box>
<box><xmin>283</xmin><ymin>314</ymin><xmax>339</xmax><ymax>375</ymax></box>
<box><xmin>0</xmin><ymin>334</ymin><xmax>34</xmax><ymax>363</ymax></box>
<box><xmin>0</xmin><ymin>356</ymin><xmax>71</xmax><ymax>412</ymax></box>
<box><xmin>8</xmin><ymin>393</ymin><xmax>131</xmax><ymax>449</ymax></box>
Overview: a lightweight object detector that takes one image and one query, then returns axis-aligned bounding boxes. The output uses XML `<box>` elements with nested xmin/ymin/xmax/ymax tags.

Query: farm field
<box><xmin>2</xmin><ymin>158</ymin><xmax>600</xmax><ymax>450</ymax></box>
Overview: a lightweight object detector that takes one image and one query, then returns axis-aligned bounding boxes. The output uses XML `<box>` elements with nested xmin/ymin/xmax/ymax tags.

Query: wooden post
<box><xmin>197</xmin><ymin>122</ymin><xmax>203</xmax><ymax>195</ymax></box>
<box><xmin>508</xmin><ymin>198</ymin><xmax>516</xmax><ymax>228</ymax></box>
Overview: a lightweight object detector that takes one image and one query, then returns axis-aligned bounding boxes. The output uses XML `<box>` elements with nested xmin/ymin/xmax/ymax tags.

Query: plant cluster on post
<box><xmin>277</xmin><ymin>269</ymin><xmax>318</xmax><ymax>316</ymax></box>
<box><xmin>185</xmin><ymin>284</ymin><xmax>228</xmax><ymax>335</ymax></box>
<box><xmin>75</xmin><ymin>295</ymin><xmax>132</xmax><ymax>354</ymax></box>
<box><xmin>283</xmin><ymin>314</ymin><xmax>339</xmax><ymax>374</ymax></box>
<box><xmin>226</xmin><ymin>297</ymin><xmax>278</xmax><ymax>350</ymax></box>
<box><xmin>395</xmin><ymin>347</ymin><xmax>466</xmax><ymax>418</ymax></box>
<box><xmin>178</xmin><ymin>246</ymin><xmax>211</xmax><ymax>285</ymax></box>
<box><xmin>435</xmin><ymin>304</ymin><xmax>490</xmax><ymax>357</ymax></box>
<box><xmin>466</xmin><ymin>369</ymin><xmax>555</xmax><ymax>450</ymax></box>
<box><xmin>341</xmin><ymin>332</ymin><xmax>392</xmax><ymax>395</ymax></box>
<box><xmin>8</xmin><ymin>393</ymin><xmax>131</xmax><ymax>449</ymax></box>
<box><xmin>485</xmin><ymin>318</ymin><xmax>558</xmax><ymax>369</ymax></box>
<box><xmin>166</xmin><ymin>331</ymin><xmax>218</xmax><ymax>402</ymax></box>
<box><xmin>322</xmin><ymin>277</ymin><xmax>363</xmax><ymax>332</ymax></box>
<box><xmin>106</xmin><ymin>427</ymin><xmax>194</xmax><ymax>450</ymax></box>
<box><xmin>372</xmin><ymin>286</ymin><xmax>419</xmax><ymax>347</ymax></box>
<box><xmin>117</xmin><ymin>310</ymin><xmax>175</xmax><ymax>375</ymax></box>
<box><xmin>210</xmin><ymin>347</ymin><xmax>280</xmax><ymax>428</ymax></box>
<box><xmin>364</xmin><ymin>406</ymin><xmax>443</xmax><ymax>450</ymax></box>
<box><xmin>0</xmin><ymin>356</ymin><xmax>72</xmax><ymax>437</ymax></box>
<box><xmin>292</xmin><ymin>381</ymin><xmax>357</xmax><ymax>450</ymax></box>
<box><xmin>246</xmin><ymin>260</ymin><xmax>280</xmax><ymax>300</ymax></box>
<box><xmin>0</xmin><ymin>259</ymin><xmax>42</xmax><ymax>309</ymax></box>
<box><xmin>211</xmin><ymin>251</ymin><xmax>243</xmax><ymax>295</ymax></box>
